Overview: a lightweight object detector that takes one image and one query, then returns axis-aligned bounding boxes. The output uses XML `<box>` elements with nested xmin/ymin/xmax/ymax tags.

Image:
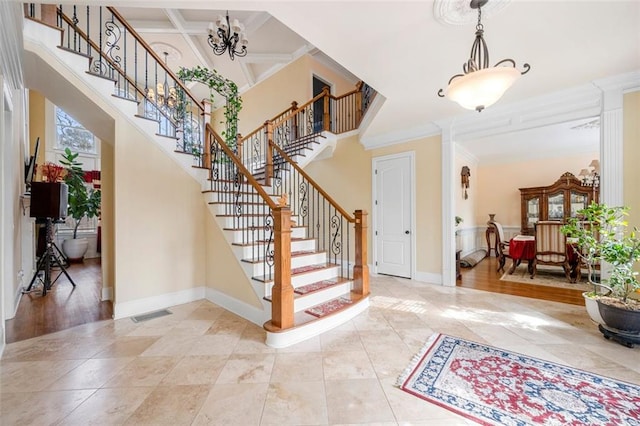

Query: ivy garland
<box><xmin>176</xmin><ymin>65</ymin><xmax>242</xmax><ymax>149</ymax></box>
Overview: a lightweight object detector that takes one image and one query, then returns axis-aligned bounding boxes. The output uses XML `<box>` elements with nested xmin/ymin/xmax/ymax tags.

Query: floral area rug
<box><xmin>501</xmin><ymin>264</ymin><xmax>592</xmax><ymax>292</ymax></box>
<box><xmin>397</xmin><ymin>333</ymin><xmax>640</xmax><ymax>425</ymax></box>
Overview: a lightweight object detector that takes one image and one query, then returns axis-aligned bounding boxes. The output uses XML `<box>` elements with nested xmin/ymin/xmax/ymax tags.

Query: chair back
<box><xmin>535</xmin><ymin>221</ymin><xmax>566</xmax><ymax>263</ymax></box>
<box><xmin>492</xmin><ymin>222</ymin><xmax>506</xmax><ymax>244</ymax></box>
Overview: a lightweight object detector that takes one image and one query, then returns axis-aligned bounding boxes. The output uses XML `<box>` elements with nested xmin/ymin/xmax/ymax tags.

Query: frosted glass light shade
<box><xmin>446</xmin><ymin>66</ymin><xmax>521</xmax><ymax>112</ymax></box>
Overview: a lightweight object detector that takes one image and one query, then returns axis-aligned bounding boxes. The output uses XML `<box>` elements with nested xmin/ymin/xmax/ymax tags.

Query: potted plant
<box><xmin>562</xmin><ymin>203</ymin><xmax>640</xmax><ymax>340</ymax></box>
<box><xmin>60</xmin><ymin>148</ymin><xmax>101</xmax><ymax>262</ymax></box>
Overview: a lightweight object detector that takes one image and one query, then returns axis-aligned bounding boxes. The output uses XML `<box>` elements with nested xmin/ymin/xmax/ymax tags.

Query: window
<box><xmin>55</xmin><ymin>107</ymin><xmax>96</xmax><ymax>154</ymax></box>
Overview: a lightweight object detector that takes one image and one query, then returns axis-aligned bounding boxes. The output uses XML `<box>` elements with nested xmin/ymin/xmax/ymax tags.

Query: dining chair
<box><xmin>491</xmin><ymin>222</ymin><xmax>512</xmax><ymax>272</ymax></box>
<box><xmin>531</xmin><ymin>221</ymin><xmax>570</xmax><ymax>280</ymax></box>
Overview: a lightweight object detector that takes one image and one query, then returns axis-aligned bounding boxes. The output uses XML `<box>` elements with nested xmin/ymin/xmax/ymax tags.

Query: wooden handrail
<box><xmin>107</xmin><ymin>7</ymin><xmax>203</xmax><ymax>110</ymax></box>
<box><xmin>206</xmin><ymin>123</ymin><xmax>277</xmax><ymax>209</ymax></box>
<box><xmin>57</xmin><ymin>10</ymin><xmax>179</xmax><ymax>126</ymax></box>
<box><xmin>269</xmin><ymin>141</ymin><xmax>354</xmax><ymax>222</ymax></box>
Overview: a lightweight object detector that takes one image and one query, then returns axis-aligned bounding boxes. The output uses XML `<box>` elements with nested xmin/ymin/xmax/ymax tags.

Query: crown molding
<box><xmin>454</xmin><ymin>143</ymin><xmax>478</xmax><ymax>165</ymax></box>
<box><xmin>362</xmin><ymin>71</ymin><xmax>639</xmax><ymax>148</ymax></box>
<box><xmin>361</xmin><ymin>121</ymin><xmax>441</xmax><ymax>150</ymax></box>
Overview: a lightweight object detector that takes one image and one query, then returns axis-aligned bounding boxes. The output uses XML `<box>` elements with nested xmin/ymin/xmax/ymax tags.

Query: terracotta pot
<box><xmin>597</xmin><ymin>299</ymin><xmax>640</xmax><ymax>333</ymax></box>
<box><xmin>62</xmin><ymin>238</ymin><xmax>89</xmax><ymax>263</ymax></box>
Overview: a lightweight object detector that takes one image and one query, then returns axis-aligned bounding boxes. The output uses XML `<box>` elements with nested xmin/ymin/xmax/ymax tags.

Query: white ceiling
<box><xmin>98</xmin><ymin>0</ymin><xmax>639</xmax><ymax>160</ymax></box>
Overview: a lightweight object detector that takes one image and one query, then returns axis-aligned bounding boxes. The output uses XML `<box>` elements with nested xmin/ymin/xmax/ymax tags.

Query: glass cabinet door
<box><xmin>548</xmin><ymin>192</ymin><xmax>564</xmax><ymax>220</ymax></box>
<box><xmin>570</xmin><ymin>191</ymin><xmax>588</xmax><ymax>217</ymax></box>
<box><xmin>526</xmin><ymin>197</ymin><xmax>540</xmax><ymax>228</ymax></box>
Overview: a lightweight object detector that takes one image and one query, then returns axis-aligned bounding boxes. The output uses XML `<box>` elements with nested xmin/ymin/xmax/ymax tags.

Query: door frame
<box><xmin>371</xmin><ymin>151</ymin><xmax>416</xmax><ymax>278</ymax></box>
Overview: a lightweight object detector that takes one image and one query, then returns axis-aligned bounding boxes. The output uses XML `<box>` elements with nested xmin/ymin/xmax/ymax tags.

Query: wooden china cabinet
<box><xmin>519</xmin><ymin>172</ymin><xmax>599</xmax><ymax>235</ymax></box>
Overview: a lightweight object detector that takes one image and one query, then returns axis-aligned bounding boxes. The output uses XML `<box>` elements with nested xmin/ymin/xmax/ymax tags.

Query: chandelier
<box><xmin>579</xmin><ymin>159</ymin><xmax>600</xmax><ymax>188</ymax></box>
<box><xmin>147</xmin><ymin>52</ymin><xmax>178</xmax><ymax>110</ymax></box>
<box><xmin>208</xmin><ymin>11</ymin><xmax>248</xmax><ymax>60</ymax></box>
<box><xmin>438</xmin><ymin>0</ymin><xmax>530</xmax><ymax>112</ymax></box>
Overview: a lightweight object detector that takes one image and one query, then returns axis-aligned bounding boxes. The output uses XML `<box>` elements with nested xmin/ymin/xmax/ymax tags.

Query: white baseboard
<box><xmin>101</xmin><ymin>286</ymin><xmax>113</xmax><ymax>301</ymax></box>
<box><xmin>414</xmin><ymin>271</ymin><xmax>442</xmax><ymax>285</ymax></box>
<box><xmin>205</xmin><ymin>287</ymin><xmax>268</xmax><ymax>327</ymax></box>
<box><xmin>113</xmin><ymin>286</ymin><xmax>206</xmax><ymax>320</ymax></box>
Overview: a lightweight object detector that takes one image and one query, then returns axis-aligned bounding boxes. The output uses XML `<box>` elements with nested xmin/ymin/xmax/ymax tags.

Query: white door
<box><xmin>374</xmin><ymin>154</ymin><xmax>412</xmax><ymax>278</ymax></box>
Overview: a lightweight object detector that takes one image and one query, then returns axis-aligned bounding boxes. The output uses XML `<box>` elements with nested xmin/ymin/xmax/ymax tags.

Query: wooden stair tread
<box><xmin>231</xmin><ymin>237</ymin><xmax>314</xmax><ymax>247</ymax></box>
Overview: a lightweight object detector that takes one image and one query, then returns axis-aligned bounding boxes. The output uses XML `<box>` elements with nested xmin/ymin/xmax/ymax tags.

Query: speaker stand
<box><xmin>24</xmin><ymin>218</ymin><xmax>76</xmax><ymax>296</ymax></box>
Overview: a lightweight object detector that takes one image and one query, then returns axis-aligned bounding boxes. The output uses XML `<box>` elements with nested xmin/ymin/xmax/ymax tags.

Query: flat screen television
<box><xmin>24</xmin><ymin>137</ymin><xmax>40</xmax><ymax>193</ymax></box>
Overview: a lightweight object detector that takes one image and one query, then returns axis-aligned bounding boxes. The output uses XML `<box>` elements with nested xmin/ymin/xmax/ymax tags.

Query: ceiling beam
<box><xmin>239</xmin><ymin>61</ymin><xmax>256</xmax><ymax>87</ymax></box>
<box><xmin>163</xmin><ymin>9</ymin><xmax>213</xmax><ymax>69</ymax></box>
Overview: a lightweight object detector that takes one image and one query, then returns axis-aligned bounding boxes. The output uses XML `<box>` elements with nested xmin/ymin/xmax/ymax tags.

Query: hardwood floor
<box><xmin>458</xmin><ymin>254</ymin><xmax>586</xmax><ymax>306</ymax></box>
<box><xmin>4</xmin><ymin>258</ymin><xmax>112</xmax><ymax>343</ymax></box>
<box><xmin>3</xmin><ymin>254</ymin><xmax>582</xmax><ymax>344</ymax></box>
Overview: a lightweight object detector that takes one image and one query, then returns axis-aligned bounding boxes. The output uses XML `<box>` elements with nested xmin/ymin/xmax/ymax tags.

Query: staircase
<box><xmin>22</xmin><ymin>5</ymin><xmax>374</xmax><ymax>347</ymax></box>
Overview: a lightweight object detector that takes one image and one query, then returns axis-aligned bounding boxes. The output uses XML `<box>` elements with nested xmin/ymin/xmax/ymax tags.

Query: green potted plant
<box><xmin>561</xmin><ymin>203</ymin><xmax>640</xmax><ymax>338</ymax></box>
<box><xmin>60</xmin><ymin>148</ymin><xmax>101</xmax><ymax>262</ymax></box>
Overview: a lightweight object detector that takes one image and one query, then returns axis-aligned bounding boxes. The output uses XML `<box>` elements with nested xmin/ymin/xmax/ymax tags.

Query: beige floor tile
<box><xmin>140</xmin><ymin>333</ymin><xmax>199</xmax><ymax>357</ymax></box>
<box><xmin>325</xmin><ymin>379</ymin><xmax>395</xmax><ymax>424</ymax></box>
<box><xmin>367</xmin><ymin>347</ymin><xmax>416</xmax><ymax>380</ymax></box>
<box><xmin>274</xmin><ymin>335</ymin><xmax>322</xmax><ymax>353</ymax></box>
<box><xmin>166</xmin><ymin>319</ymin><xmax>216</xmax><ymax>336</ymax></box>
<box><xmin>124</xmin><ymin>384</ymin><xmax>210</xmax><ymax>425</ymax></box>
<box><xmin>186</xmin><ymin>333</ymin><xmax>241</xmax><ymax>356</ymax></box>
<box><xmin>261</xmin><ymin>381</ymin><xmax>328</xmax><ymax>425</ymax></box>
<box><xmin>215</xmin><ymin>353</ymin><xmax>276</xmax><ymax>384</ymax></box>
<box><xmin>358</xmin><ymin>329</ymin><xmax>410</xmax><ymax>353</ymax></box>
<box><xmin>319</xmin><ymin>330</ymin><xmax>364</xmax><ymax>352</ymax></box>
<box><xmin>185</xmin><ymin>304</ymin><xmax>226</xmax><ymax>320</ymax></box>
<box><xmin>233</xmin><ymin>327</ymin><xmax>277</xmax><ymax>354</ymax></box>
<box><xmin>103</xmin><ymin>356</ymin><xmax>178</xmax><ymax>388</ymax></box>
<box><xmin>0</xmin><ymin>359</ymin><xmax>85</xmax><ymax>392</ymax></box>
<box><xmin>47</xmin><ymin>357</ymin><xmax>135</xmax><ymax>390</ymax></box>
<box><xmin>161</xmin><ymin>355</ymin><xmax>229</xmax><ymax>385</ymax></box>
<box><xmin>0</xmin><ymin>389</ymin><xmax>95</xmax><ymax>425</ymax></box>
<box><xmin>192</xmin><ymin>383</ymin><xmax>269</xmax><ymax>425</ymax></box>
<box><xmin>92</xmin><ymin>336</ymin><xmax>160</xmax><ymax>358</ymax></box>
<box><xmin>270</xmin><ymin>352</ymin><xmax>323</xmax><ymax>382</ymax></box>
<box><xmin>323</xmin><ymin>351</ymin><xmax>377</xmax><ymax>380</ymax></box>
<box><xmin>57</xmin><ymin>387</ymin><xmax>154</xmax><ymax>425</ymax></box>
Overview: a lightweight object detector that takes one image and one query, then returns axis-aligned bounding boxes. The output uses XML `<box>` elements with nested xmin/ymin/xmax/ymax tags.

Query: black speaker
<box><xmin>30</xmin><ymin>182</ymin><xmax>68</xmax><ymax>219</ymax></box>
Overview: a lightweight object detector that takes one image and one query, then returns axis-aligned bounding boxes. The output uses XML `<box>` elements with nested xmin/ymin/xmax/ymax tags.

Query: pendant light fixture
<box><xmin>438</xmin><ymin>0</ymin><xmax>530</xmax><ymax>112</ymax></box>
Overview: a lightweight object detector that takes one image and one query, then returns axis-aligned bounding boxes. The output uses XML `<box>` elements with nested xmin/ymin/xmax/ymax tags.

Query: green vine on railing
<box><xmin>177</xmin><ymin>65</ymin><xmax>242</xmax><ymax>149</ymax></box>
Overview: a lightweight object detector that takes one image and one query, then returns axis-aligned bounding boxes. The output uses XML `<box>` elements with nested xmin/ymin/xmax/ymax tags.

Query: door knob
<box><xmin>405</xmin><ymin>230</ymin><xmax>410</xmax><ymax>234</ymax></box>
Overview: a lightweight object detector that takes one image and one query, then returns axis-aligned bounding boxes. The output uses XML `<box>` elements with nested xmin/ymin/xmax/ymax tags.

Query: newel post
<box><xmin>322</xmin><ymin>87</ymin><xmax>331</xmax><ymax>131</ymax></box>
<box><xmin>264</xmin><ymin>120</ymin><xmax>273</xmax><ymax>186</ymax></box>
<box><xmin>355</xmin><ymin>81</ymin><xmax>364</xmax><ymax>125</ymax></box>
<box><xmin>353</xmin><ymin>210</ymin><xmax>370</xmax><ymax>296</ymax></box>
<box><xmin>271</xmin><ymin>206</ymin><xmax>294</xmax><ymax>329</ymax></box>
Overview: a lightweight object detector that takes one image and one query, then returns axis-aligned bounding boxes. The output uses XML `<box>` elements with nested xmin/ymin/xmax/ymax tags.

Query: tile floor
<box><xmin>1</xmin><ymin>274</ymin><xmax>639</xmax><ymax>425</ymax></box>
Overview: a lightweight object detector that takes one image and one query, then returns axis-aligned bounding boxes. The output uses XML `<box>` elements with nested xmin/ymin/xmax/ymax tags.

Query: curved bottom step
<box><xmin>264</xmin><ymin>294</ymin><xmax>369</xmax><ymax>348</ymax></box>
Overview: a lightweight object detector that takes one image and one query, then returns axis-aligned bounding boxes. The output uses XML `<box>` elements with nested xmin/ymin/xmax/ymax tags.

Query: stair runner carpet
<box><xmin>294</xmin><ymin>279</ymin><xmax>339</xmax><ymax>295</ymax></box>
<box><xmin>291</xmin><ymin>264</ymin><xmax>326</xmax><ymax>274</ymax></box>
<box><xmin>305</xmin><ymin>297</ymin><xmax>353</xmax><ymax>318</ymax></box>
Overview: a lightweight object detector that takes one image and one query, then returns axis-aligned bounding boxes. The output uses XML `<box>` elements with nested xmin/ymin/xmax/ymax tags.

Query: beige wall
<box><xmin>101</xmin><ymin>139</ymin><xmax>114</xmax><ymax>298</ymax></box>
<box><xmin>213</xmin><ymin>55</ymin><xmax>356</xmax><ymax>137</ymax></box>
<box><xmin>28</xmin><ymin>90</ymin><xmax>46</xmax><ymax>181</ymax></box>
<box><xmin>623</xmin><ymin>90</ymin><xmax>640</xmax><ymax>231</ymax></box>
<box><xmin>113</xmin><ymin>119</ymin><xmax>206</xmax><ymax>303</ymax></box>
<box><xmin>476</xmin><ymin>153</ymin><xmax>599</xmax><ymax>229</ymax></box>
<box><xmin>305</xmin><ymin>134</ymin><xmax>443</xmax><ymax>276</ymax></box>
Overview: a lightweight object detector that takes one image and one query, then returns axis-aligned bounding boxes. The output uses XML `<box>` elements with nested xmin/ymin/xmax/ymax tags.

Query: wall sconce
<box><xmin>461</xmin><ymin>166</ymin><xmax>471</xmax><ymax>199</ymax></box>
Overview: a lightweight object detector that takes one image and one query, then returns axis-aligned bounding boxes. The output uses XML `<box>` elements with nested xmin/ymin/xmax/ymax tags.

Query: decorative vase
<box><xmin>583</xmin><ymin>293</ymin><xmax>605</xmax><ymax>325</ymax></box>
<box><xmin>62</xmin><ymin>238</ymin><xmax>89</xmax><ymax>263</ymax></box>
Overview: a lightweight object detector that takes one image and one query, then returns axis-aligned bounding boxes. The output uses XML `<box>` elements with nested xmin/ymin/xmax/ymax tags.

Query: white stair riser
<box><xmin>292</xmin><ymin>253</ymin><xmax>327</xmax><ymax>269</ymax></box>
<box><xmin>219</xmin><ymin>223</ymin><xmax>308</xmax><ymax>244</ymax></box>
<box><xmin>216</xmin><ymin>214</ymin><xmax>302</xmax><ymax>229</ymax></box>
<box><xmin>244</xmin><ymin>252</ymin><xmax>327</xmax><ymax>277</ymax></box>
<box><xmin>231</xmin><ymin>238</ymin><xmax>316</xmax><ymax>259</ymax></box>
<box><xmin>210</xmin><ymin>203</ymin><xmax>273</xmax><ymax>216</ymax></box>
<box><xmin>291</xmin><ymin>266</ymin><xmax>340</xmax><ymax>288</ymax></box>
<box><xmin>206</xmin><ymin>181</ymin><xmax>274</xmax><ymax>194</ymax></box>
<box><xmin>293</xmin><ymin>282</ymin><xmax>352</xmax><ymax>312</ymax></box>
